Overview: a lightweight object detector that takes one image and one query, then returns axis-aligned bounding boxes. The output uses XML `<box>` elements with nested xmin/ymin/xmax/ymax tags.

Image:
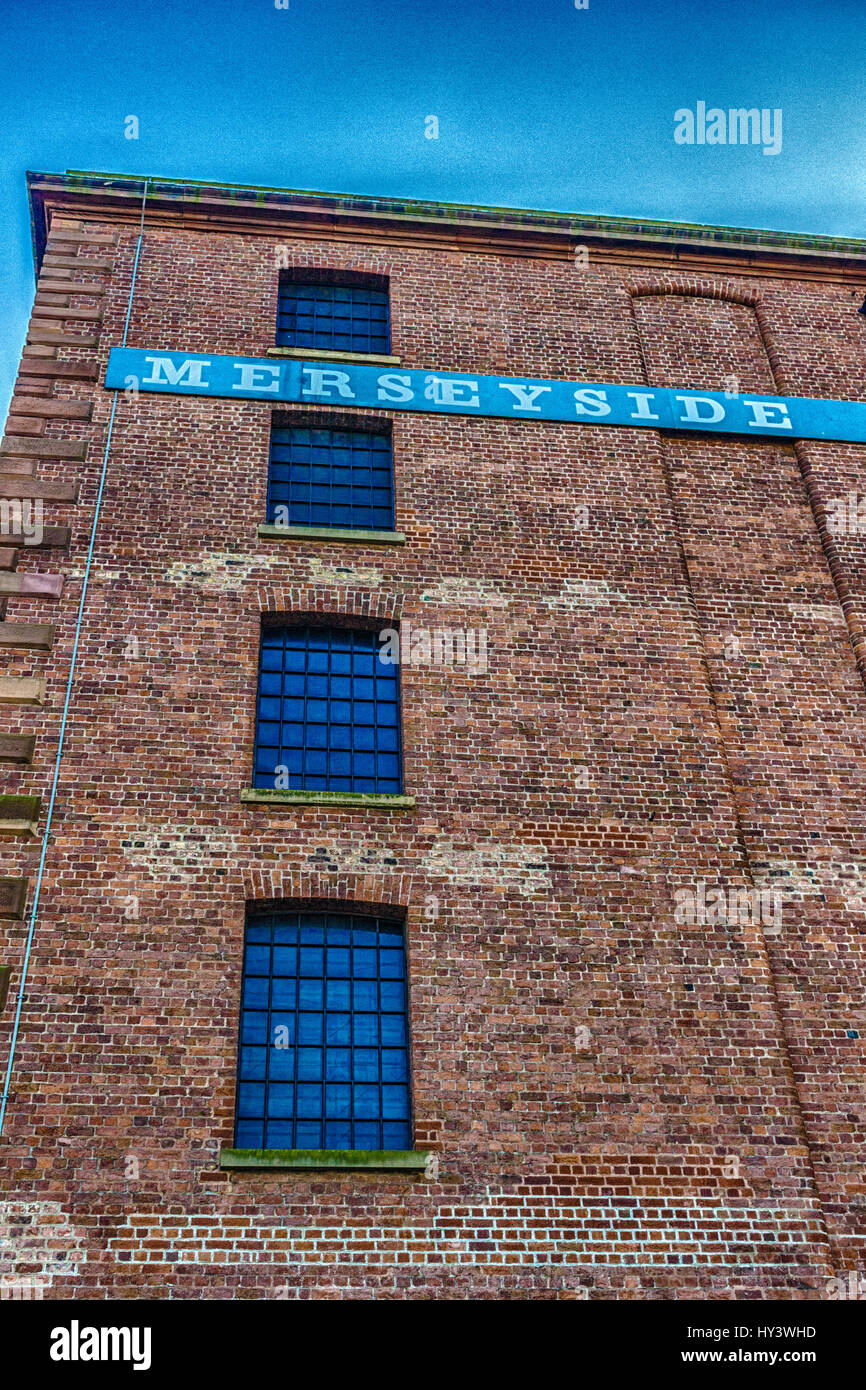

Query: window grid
<box><xmin>277</xmin><ymin>282</ymin><xmax>390</xmax><ymax>354</ymax></box>
<box><xmin>235</xmin><ymin>911</ymin><xmax>411</xmax><ymax>1151</ymax></box>
<box><xmin>267</xmin><ymin>427</ymin><xmax>394</xmax><ymax>531</ymax></box>
<box><xmin>254</xmin><ymin>625</ymin><xmax>402</xmax><ymax>794</ymax></box>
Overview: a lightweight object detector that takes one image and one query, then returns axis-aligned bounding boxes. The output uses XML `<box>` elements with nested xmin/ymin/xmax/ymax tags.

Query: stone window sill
<box><xmin>220</xmin><ymin>1148</ymin><xmax>430</xmax><ymax>1172</ymax></box>
<box><xmin>0</xmin><ymin>794</ymin><xmax>41</xmax><ymax>838</ymax></box>
<box><xmin>258</xmin><ymin>523</ymin><xmax>405</xmax><ymax>545</ymax></box>
<box><xmin>241</xmin><ymin>789</ymin><xmax>416</xmax><ymax>810</ymax></box>
<box><xmin>266</xmin><ymin>348</ymin><xmax>401</xmax><ymax>366</ymax></box>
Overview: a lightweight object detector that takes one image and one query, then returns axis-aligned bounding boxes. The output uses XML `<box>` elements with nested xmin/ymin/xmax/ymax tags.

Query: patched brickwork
<box><xmin>1</xmin><ymin>175</ymin><xmax>865</xmax><ymax>1298</ymax></box>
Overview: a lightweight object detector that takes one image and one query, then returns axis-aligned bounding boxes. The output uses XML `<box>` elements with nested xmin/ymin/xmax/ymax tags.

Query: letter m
<box><xmin>728</xmin><ymin>109</ymin><xmax>760</xmax><ymax>144</ymax></box>
<box><xmin>142</xmin><ymin>355</ymin><xmax>211</xmax><ymax>388</ymax></box>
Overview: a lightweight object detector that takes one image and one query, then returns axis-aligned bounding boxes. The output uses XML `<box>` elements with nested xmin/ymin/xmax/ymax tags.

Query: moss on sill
<box><xmin>241</xmin><ymin>789</ymin><xmax>416</xmax><ymax>810</ymax></box>
<box><xmin>221</xmin><ymin>1147</ymin><xmax>430</xmax><ymax>1172</ymax></box>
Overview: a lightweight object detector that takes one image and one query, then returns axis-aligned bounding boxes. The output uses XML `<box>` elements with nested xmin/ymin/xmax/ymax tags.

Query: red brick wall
<box><xmin>1</xmin><ymin>209</ymin><xmax>865</xmax><ymax>1298</ymax></box>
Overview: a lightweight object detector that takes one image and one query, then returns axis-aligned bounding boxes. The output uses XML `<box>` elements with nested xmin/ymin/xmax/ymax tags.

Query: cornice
<box><xmin>26</xmin><ymin>170</ymin><xmax>866</xmax><ymax>286</ymax></box>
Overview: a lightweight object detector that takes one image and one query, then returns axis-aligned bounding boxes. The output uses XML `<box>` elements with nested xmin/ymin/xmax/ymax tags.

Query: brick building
<box><xmin>1</xmin><ymin>170</ymin><xmax>865</xmax><ymax>1299</ymax></box>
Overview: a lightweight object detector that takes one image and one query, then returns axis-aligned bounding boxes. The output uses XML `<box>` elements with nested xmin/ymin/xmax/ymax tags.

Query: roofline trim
<box><xmin>25</xmin><ymin>169</ymin><xmax>866</xmax><ymax>277</ymax></box>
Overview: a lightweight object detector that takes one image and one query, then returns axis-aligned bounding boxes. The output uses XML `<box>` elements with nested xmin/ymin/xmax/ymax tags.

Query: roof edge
<box><xmin>25</xmin><ymin>169</ymin><xmax>866</xmax><ymax>276</ymax></box>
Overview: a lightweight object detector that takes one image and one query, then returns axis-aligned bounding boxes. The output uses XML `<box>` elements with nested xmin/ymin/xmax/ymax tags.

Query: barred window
<box><xmin>277</xmin><ymin>279</ymin><xmax>390</xmax><ymax>355</ymax></box>
<box><xmin>267</xmin><ymin>426</ymin><xmax>394</xmax><ymax>531</ymax></box>
<box><xmin>235</xmin><ymin>909</ymin><xmax>411</xmax><ymax>1151</ymax></box>
<box><xmin>254</xmin><ymin>624</ymin><xmax>402</xmax><ymax>793</ymax></box>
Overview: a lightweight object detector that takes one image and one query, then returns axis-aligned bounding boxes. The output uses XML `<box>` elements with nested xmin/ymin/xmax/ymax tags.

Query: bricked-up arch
<box><xmin>630</xmin><ymin>286</ymin><xmax>775</xmax><ymax>394</ymax></box>
<box><xmin>630</xmin><ymin>280</ymin><xmax>866</xmax><ymax>690</ymax></box>
<box><xmin>256</xmin><ymin>587</ymin><xmax>403</xmax><ymax>625</ymax></box>
<box><xmin>631</xmin><ymin>286</ymin><xmax>866</xmax><ymax>1271</ymax></box>
<box><xmin>629</xmin><ymin>274</ymin><xmax>761</xmax><ymax>308</ymax></box>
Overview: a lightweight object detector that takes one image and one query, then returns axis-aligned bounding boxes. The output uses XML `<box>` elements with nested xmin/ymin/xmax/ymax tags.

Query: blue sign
<box><xmin>104</xmin><ymin>348</ymin><xmax>866</xmax><ymax>444</ymax></box>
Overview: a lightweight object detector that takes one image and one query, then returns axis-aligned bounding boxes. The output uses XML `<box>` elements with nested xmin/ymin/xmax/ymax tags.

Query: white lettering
<box><xmin>675</xmin><ymin>394</ymin><xmax>725</xmax><ymax>424</ymax></box>
<box><xmin>142</xmin><ymin>356</ymin><xmax>211</xmax><ymax>388</ymax></box>
<box><xmin>301</xmin><ymin>368</ymin><xmax>355</xmax><ymax>399</ymax></box>
<box><xmin>424</xmin><ymin>376</ymin><xmax>480</xmax><ymax>407</ymax></box>
<box><xmin>744</xmin><ymin>399</ymin><xmax>792</xmax><ymax>430</ymax></box>
<box><xmin>498</xmin><ymin>382</ymin><xmax>552</xmax><ymax>412</ymax></box>
<box><xmin>233</xmin><ymin>362</ymin><xmax>280</xmax><ymax>393</ymax></box>
<box><xmin>377</xmin><ymin>373</ymin><xmax>414</xmax><ymax>403</ymax></box>
<box><xmin>762</xmin><ymin>108</ymin><xmax>783</xmax><ymax>156</ymax></box>
<box><xmin>673</xmin><ymin>108</ymin><xmax>694</xmax><ymax>145</ymax></box>
<box><xmin>573</xmin><ymin>388</ymin><xmax>610</xmax><ymax>417</ymax></box>
<box><xmin>50</xmin><ymin>1327</ymin><xmax>71</xmax><ymax>1362</ymax></box>
<box><xmin>626</xmin><ymin>391</ymin><xmax>660</xmax><ymax>421</ymax></box>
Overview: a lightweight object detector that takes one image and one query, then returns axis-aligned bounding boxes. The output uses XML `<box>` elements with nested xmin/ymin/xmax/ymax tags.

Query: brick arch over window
<box><xmin>268</xmin><ymin>250</ymin><xmax>397</xmax><ymax>280</ymax></box>
<box><xmin>241</xmin><ymin>871</ymin><xmax>417</xmax><ymax>913</ymax></box>
<box><xmin>256</xmin><ymin>586</ymin><xmax>402</xmax><ymax>624</ymax></box>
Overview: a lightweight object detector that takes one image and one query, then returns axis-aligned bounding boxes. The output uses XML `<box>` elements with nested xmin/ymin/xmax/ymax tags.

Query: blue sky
<box><xmin>1</xmin><ymin>0</ymin><xmax>865</xmax><ymax>417</ymax></box>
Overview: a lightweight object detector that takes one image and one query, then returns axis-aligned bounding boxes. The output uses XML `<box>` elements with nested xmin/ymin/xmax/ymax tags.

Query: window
<box><xmin>277</xmin><ymin>277</ymin><xmax>390</xmax><ymax>355</ymax></box>
<box><xmin>235</xmin><ymin>909</ymin><xmax>411</xmax><ymax>1150</ymax></box>
<box><xmin>267</xmin><ymin>425</ymin><xmax>394</xmax><ymax>531</ymax></box>
<box><xmin>254</xmin><ymin>624</ymin><xmax>402</xmax><ymax>793</ymax></box>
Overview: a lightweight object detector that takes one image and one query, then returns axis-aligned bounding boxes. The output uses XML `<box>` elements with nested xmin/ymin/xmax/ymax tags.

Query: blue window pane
<box><xmin>354</xmin><ymin>1121</ymin><xmax>380</xmax><ymax>1148</ymax></box>
<box><xmin>353</xmin><ymin>1014</ymin><xmax>378</xmax><ymax>1045</ymax></box>
<box><xmin>383</xmin><ymin>1122</ymin><xmax>410</xmax><ymax>1150</ymax></box>
<box><xmin>381</xmin><ymin>1015</ymin><xmax>407</xmax><ymax>1046</ymax></box>
<box><xmin>235</xmin><ymin>912</ymin><xmax>411</xmax><ymax>1151</ymax></box>
<box><xmin>272</xmin><ymin>946</ymin><xmax>297</xmax><ymax>976</ymax></box>
<box><xmin>243</xmin><ymin>976</ymin><xmax>269</xmax><ymax>1008</ymax></box>
<box><xmin>297</xmin><ymin>1014</ymin><xmax>324</xmax><ymax>1045</ymax></box>
<box><xmin>240</xmin><ymin>1047</ymin><xmax>266</xmax><ymax>1079</ymax></box>
<box><xmin>253</xmin><ymin>625</ymin><xmax>404</xmax><ymax>793</ymax></box>
<box><xmin>353</xmin><ymin>981</ymin><xmax>377</xmax><ymax>1011</ymax></box>
<box><xmin>299</xmin><ymin>948</ymin><xmax>324</xmax><ymax>977</ymax></box>
<box><xmin>326</xmin><ymin>1048</ymin><xmax>351</xmax><ymax>1081</ymax></box>
<box><xmin>270</xmin><ymin>1012</ymin><xmax>295</xmax><ymax>1041</ymax></box>
<box><xmin>297</xmin><ymin>1047</ymin><xmax>323</xmax><ymax>1081</ymax></box>
<box><xmin>382</xmin><ymin>1049</ymin><xmax>408</xmax><ymax>1082</ymax></box>
<box><xmin>238</xmin><ymin>1083</ymin><xmax>265</xmax><ymax>1118</ymax></box>
<box><xmin>354</xmin><ymin>1084</ymin><xmax>380</xmax><ymax>1119</ymax></box>
<box><xmin>266</xmin><ymin>420</ymin><xmax>394</xmax><ymax>531</ymax></box>
<box><xmin>297</xmin><ymin>1085</ymin><xmax>323</xmax><ymax>1118</ymax></box>
<box><xmin>354</xmin><ymin>948</ymin><xmax>377</xmax><ymax>978</ymax></box>
<box><xmin>271</xmin><ymin>976</ymin><xmax>296</xmax><ymax>1008</ymax></box>
<box><xmin>236</xmin><ymin>1120</ymin><xmax>264</xmax><ymax>1148</ymax></box>
<box><xmin>382</xmin><ymin>1085</ymin><xmax>410</xmax><ymax>1120</ymax></box>
<box><xmin>269</xmin><ymin>1047</ymin><xmax>295</xmax><ymax>1080</ymax></box>
<box><xmin>325</xmin><ymin>1122</ymin><xmax>352</xmax><ymax>1148</ymax></box>
<box><xmin>326</xmin><ymin>1085</ymin><xmax>351</xmax><ymax>1118</ymax></box>
<box><xmin>353</xmin><ymin>1049</ymin><xmax>379</xmax><ymax>1081</ymax></box>
<box><xmin>380</xmin><ymin>949</ymin><xmax>405</xmax><ymax>979</ymax></box>
<box><xmin>267</xmin><ymin>1084</ymin><xmax>294</xmax><ymax>1118</ymax></box>
<box><xmin>241</xmin><ymin>1012</ymin><xmax>268</xmax><ymax>1045</ymax></box>
<box><xmin>326</xmin><ymin>1013</ymin><xmax>351</xmax><ymax>1044</ymax></box>
<box><xmin>295</xmin><ymin>1121</ymin><xmax>322</xmax><ymax>1148</ymax></box>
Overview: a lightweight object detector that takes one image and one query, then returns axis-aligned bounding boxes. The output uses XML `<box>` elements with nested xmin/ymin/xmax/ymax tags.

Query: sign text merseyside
<box><xmin>104</xmin><ymin>349</ymin><xmax>866</xmax><ymax>444</ymax></box>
